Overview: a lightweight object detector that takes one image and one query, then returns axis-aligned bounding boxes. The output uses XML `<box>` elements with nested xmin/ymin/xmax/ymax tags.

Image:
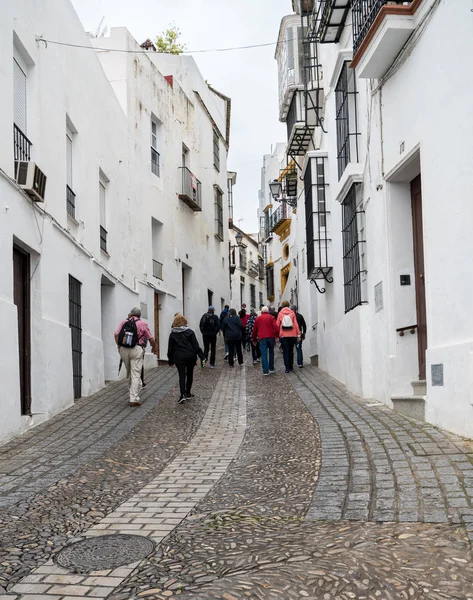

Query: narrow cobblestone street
<box><xmin>2</xmin><ymin>355</ymin><xmax>473</xmax><ymax>600</ymax></box>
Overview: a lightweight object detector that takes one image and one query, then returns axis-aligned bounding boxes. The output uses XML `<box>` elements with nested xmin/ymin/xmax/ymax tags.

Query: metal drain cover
<box><xmin>55</xmin><ymin>534</ymin><xmax>155</xmax><ymax>572</ymax></box>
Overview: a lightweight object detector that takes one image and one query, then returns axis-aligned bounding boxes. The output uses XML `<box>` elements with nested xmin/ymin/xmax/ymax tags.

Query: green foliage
<box><xmin>155</xmin><ymin>25</ymin><xmax>186</xmax><ymax>55</ymax></box>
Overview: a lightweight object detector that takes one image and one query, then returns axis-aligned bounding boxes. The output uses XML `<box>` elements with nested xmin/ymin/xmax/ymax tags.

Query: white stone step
<box><xmin>391</xmin><ymin>395</ymin><xmax>426</xmax><ymax>421</ymax></box>
<box><xmin>411</xmin><ymin>380</ymin><xmax>427</xmax><ymax>396</ymax></box>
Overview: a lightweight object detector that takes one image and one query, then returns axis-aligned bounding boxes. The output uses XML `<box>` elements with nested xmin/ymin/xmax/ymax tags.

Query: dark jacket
<box><xmin>222</xmin><ymin>315</ymin><xmax>244</xmax><ymax>341</ymax></box>
<box><xmin>199</xmin><ymin>312</ymin><xmax>220</xmax><ymax>335</ymax></box>
<box><xmin>295</xmin><ymin>312</ymin><xmax>307</xmax><ymax>339</ymax></box>
<box><xmin>168</xmin><ymin>327</ymin><xmax>204</xmax><ymax>366</ymax></box>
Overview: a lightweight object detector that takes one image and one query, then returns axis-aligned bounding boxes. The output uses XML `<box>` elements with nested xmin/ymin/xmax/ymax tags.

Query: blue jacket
<box><xmin>222</xmin><ymin>315</ymin><xmax>243</xmax><ymax>341</ymax></box>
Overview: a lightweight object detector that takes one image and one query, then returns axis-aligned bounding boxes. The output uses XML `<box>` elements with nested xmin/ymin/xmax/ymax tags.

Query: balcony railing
<box><xmin>14</xmin><ymin>124</ymin><xmax>32</xmax><ymax>162</ymax></box>
<box><xmin>100</xmin><ymin>226</ymin><xmax>108</xmax><ymax>253</ymax></box>
<box><xmin>153</xmin><ymin>259</ymin><xmax>163</xmax><ymax>280</ymax></box>
<box><xmin>151</xmin><ymin>147</ymin><xmax>160</xmax><ymax>177</ymax></box>
<box><xmin>249</xmin><ymin>260</ymin><xmax>259</xmax><ymax>277</ymax></box>
<box><xmin>352</xmin><ymin>0</ymin><xmax>412</xmax><ymax>54</ymax></box>
<box><xmin>178</xmin><ymin>167</ymin><xmax>202</xmax><ymax>211</ymax></box>
<box><xmin>271</xmin><ymin>203</ymin><xmax>290</xmax><ymax>232</ymax></box>
<box><xmin>66</xmin><ymin>185</ymin><xmax>76</xmax><ymax>219</ymax></box>
<box><xmin>315</xmin><ymin>0</ymin><xmax>351</xmax><ymax>44</ymax></box>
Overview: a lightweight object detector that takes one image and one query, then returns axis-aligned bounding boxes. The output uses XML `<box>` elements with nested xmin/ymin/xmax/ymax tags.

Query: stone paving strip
<box><xmin>0</xmin><ymin>365</ymin><xmax>217</xmax><ymax>591</ymax></box>
<box><xmin>106</xmin><ymin>362</ymin><xmax>473</xmax><ymax>600</ymax></box>
<box><xmin>0</xmin><ymin>368</ymin><xmax>176</xmax><ymax>508</ymax></box>
<box><xmin>6</xmin><ymin>366</ymin><xmax>247</xmax><ymax>600</ymax></box>
<box><xmin>292</xmin><ymin>367</ymin><xmax>473</xmax><ymax>536</ymax></box>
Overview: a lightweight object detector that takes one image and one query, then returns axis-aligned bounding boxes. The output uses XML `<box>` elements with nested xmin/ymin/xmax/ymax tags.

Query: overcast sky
<box><xmin>70</xmin><ymin>0</ymin><xmax>289</xmax><ymax>232</ymax></box>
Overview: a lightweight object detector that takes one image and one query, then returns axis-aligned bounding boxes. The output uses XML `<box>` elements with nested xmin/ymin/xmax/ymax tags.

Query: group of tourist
<box><xmin>114</xmin><ymin>302</ymin><xmax>307</xmax><ymax>406</ymax></box>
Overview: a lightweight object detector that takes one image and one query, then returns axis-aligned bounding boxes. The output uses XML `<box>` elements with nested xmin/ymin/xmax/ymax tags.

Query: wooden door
<box><xmin>68</xmin><ymin>275</ymin><xmax>82</xmax><ymax>399</ymax></box>
<box><xmin>154</xmin><ymin>293</ymin><xmax>160</xmax><ymax>359</ymax></box>
<box><xmin>411</xmin><ymin>175</ymin><xmax>427</xmax><ymax>380</ymax></box>
<box><xmin>13</xmin><ymin>245</ymin><xmax>31</xmax><ymax>415</ymax></box>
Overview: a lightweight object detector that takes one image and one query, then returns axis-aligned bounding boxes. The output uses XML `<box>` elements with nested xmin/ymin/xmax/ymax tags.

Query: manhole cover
<box><xmin>55</xmin><ymin>534</ymin><xmax>155</xmax><ymax>572</ymax></box>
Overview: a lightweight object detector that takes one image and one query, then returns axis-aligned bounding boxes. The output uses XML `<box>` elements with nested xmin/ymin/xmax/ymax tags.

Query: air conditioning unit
<box><xmin>14</xmin><ymin>161</ymin><xmax>47</xmax><ymax>202</ymax></box>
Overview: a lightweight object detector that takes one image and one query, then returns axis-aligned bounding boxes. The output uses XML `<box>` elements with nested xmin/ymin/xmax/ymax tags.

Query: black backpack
<box><xmin>202</xmin><ymin>313</ymin><xmax>218</xmax><ymax>333</ymax></box>
<box><xmin>118</xmin><ymin>318</ymin><xmax>139</xmax><ymax>348</ymax></box>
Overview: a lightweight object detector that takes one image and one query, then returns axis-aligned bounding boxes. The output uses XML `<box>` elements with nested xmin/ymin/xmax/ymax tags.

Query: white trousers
<box><xmin>119</xmin><ymin>345</ymin><xmax>144</xmax><ymax>403</ymax></box>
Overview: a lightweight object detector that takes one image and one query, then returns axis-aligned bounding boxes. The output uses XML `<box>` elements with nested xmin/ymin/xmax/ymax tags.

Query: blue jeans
<box><xmin>296</xmin><ymin>340</ymin><xmax>303</xmax><ymax>366</ymax></box>
<box><xmin>259</xmin><ymin>338</ymin><xmax>275</xmax><ymax>374</ymax></box>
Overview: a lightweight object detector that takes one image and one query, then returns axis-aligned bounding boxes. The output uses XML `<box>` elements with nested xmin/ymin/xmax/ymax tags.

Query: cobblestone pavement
<box><xmin>2</xmin><ymin>353</ymin><xmax>473</xmax><ymax>600</ymax></box>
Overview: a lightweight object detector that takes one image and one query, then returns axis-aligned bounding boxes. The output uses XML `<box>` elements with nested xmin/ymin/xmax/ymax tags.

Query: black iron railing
<box><xmin>14</xmin><ymin>124</ymin><xmax>32</xmax><ymax>162</ymax></box>
<box><xmin>100</xmin><ymin>226</ymin><xmax>108</xmax><ymax>253</ymax></box>
<box><xmin>151</xmin><ymin>147</ymin><xmax>160</xmax><ymax>176</ymax></box>
<box><xmin>341</xmin><ymin>184</ymin><xmax>366</xmax><ymax>313</ymax></box>
<box><xmin>271</xmin><ymin>203</ymin><xmax>289</xmax><ymax>231</ymax></box>
<box><xmin>335</xmin><ymin>62</ymin><xmax>360</xmax><ymax>180</ymax></box>
<box><xmin>353</xmin><ymin>0</ymin><xmax>411</xmax><ymax>53</ymax></box>
<box><xmin>153</xmin><ymin>259</ymin><xmax>163</xmax><ymax>280</ymax></box>
<box><xmin>66</xmin><ymin>185</ymin><xmax>76</xmax><ymax>219</ymax></box>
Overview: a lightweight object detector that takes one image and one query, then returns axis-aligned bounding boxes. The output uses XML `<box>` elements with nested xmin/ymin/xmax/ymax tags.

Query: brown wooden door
<box><xmin>154</xmin><ymin>293</ymin><xmax>160</xmax><ymax>359</ymax></box>
<box><xmin>13</xmin><ymin>245</ymin><xmax>31</xmax><ymax>415</ymax></box>
<box><xmin>411</xmin><ymin>175</ymin><xmax>427</xmax><ymax>380</ymax></box>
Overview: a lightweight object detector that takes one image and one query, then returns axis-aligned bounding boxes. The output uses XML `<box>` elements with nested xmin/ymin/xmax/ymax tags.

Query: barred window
<box><xmin>259</xmin><ymin>291</ymin><xmax>263</xmax><ymax>307</ymax></box>
<box><xmin>266</xmin><ymin>265</ymin><xmax>275</xmax><ymax>301</ymax></box>
<box><xmin>341</xmin><ymin>184</ymin><xmax>366</xmax><ymax>313</ymax></box>
<box><xmin>214</xmin><ymin>186</ymin><xmax>224</xmax><ymax>241</ymax></box>
<box><xmin>335</xmin><ymin>62</ymin><xmax>359</xmax><ymax>180</ymax></box>
<box><xmin>250</xmin><ymin>284</ymin><xmax>256</xmax><ymax>308</ymax></box>
<box><xmin>151</xmin><ymin>119</ymin><xmax>161</xmax><ymax>177</ymax></box>
<box><xmin>213</xmin><ymin>129</ymin><xmax>220</xmax><ymax>171</ymax></box>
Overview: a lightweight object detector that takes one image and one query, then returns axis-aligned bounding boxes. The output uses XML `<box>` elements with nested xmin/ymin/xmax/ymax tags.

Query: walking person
<box><xmin>246</xmin><ymin>309</ymin><xmax>260</xmax><ymax>364</ymax></box>
<box><xmin>219</xmin><ymin>305</ymin><xmax>230</xmax><ymax>360</ymax></box>
<box><xmin>115</xmin><ymin>307</ymin><xmax>157</xmax><ymax>407</ymax></box>
<box><xmin>252</xmin><ymin>306</ymin><xmax>279</xmax><ymax>375</ymax></box>
<box><xmin>199</xmin><ymin>306</ymin><xmax>220</xmax><ymax>368</ymax></box>
<box><xmin>222</xmin><ymin>308</ymin><xmax>244</xmax><ymax>367</ymax></box>
<box><xmin>291</xmin><ymin>304</ymin><xmax>307</xmax><ymax>368</ymax></box>
<box><xmin>268</xmin><ymin>305</ymin><xmax>278</xmax><ymax>319</ymax></box>
<box><xmin>276</xmin><ymin>301</ymin><xmax>301</xmax><ymax>373</ymax></box>
<box><xmin>239</xmin><ymin>308</ymin><xmax>249</xmax><ymax>351</ymax></box>
<box><xmin>168</xmin><ymin>314</ymin><xmax>205</xmax><ymax>404</ymax></box>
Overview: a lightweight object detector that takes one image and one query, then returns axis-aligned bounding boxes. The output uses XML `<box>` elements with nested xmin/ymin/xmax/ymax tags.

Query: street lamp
<box><xmin>229</xmin><ymin>231</ymin><xmax>244</xmax><ymax>275</ymax></box>
<box><xmin>269</xmin><ymin>179</ymin><xmax>282</xmax><ymax>200</ymax></box>
<box><xmin>234</xmin><ymin>231</ymin><xmax>243</xmax><ymax>247</ymax></box>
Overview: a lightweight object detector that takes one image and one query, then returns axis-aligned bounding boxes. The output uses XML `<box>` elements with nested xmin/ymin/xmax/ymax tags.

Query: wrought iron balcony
<box><xmin>178</xmin><ymin>167</ymin><xmax>202</xmax><ymax>211</ymax></box>
<box><xmin>66</xmin><ymin>185</ymin><xmax>76</xmax><ymax>219</ymax></box>
<box><xmin>315</xmin><ymin>0</ymin><xmax>351</xmax><ymax>44</ymax></box>
<box><xmin>353</xmin><ymin>0</ymin><xmax>412</xmax><ymax>53</ymax></box>
<box><xmin>152</xmin><ymin>259</ymin><xmax>163</xmax><ymax>280</ymax></box>
<box><xmin>249</xmin><ymin>260</ymin><xmax>259</xmax><ymax>277</ymax></box>
<box><xmin>14</xmin><ymin>124</ymin><xmax>32</xmax><ymax>162</ymax></box>
<box><xmin>100</xmin><ymin>226</ymin><xmax>108</xmax><ymax>253</ymax></box>
<box><xmin>271</xmin><ymin>203</ymin><xmax>291</xmax><ymax>234</ymax></box>
<box><xmin>286</xmin><ymin>89</ymin><xmax>322</xmax><ymax>156</ymax></box>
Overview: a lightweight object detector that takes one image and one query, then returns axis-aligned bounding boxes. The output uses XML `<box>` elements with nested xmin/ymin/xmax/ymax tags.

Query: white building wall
<box><xmin>229</xmin><ymin>228</ymin><xmax>264</xmax><ymax>311</ymax></box>
<box><xmin>0</xmin><ymin>3</ymin><xmax>232</xmax><ymax>444</ymax></box>
<box><xmin>273</xmin><ymin>0</ymin><xmax>473</xmax><ymax>436</ymax></box>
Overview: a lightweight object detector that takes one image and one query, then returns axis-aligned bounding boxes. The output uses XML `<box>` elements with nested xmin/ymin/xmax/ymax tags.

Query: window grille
<box><xmin>214</xmin><ymin>187</ymin><xmax>224</xmax><ymax>241</ymax></box>
<box><xmin>335</xmin><ymin>62</ymin><xmax>360</xmax><ymax>180</ymax></box>
<box><xmin>250</xmin><ymin>284</ymin><xmax>256</xmax><ymax>308</ymax></box>
<box><xmin>266</xmin><ymin>265</ymin><xmax>275</xmax><ymax>300</ymax></box>
<box><xmin>239</xmin><ymin>246</ymin><xmax>247</xmax><ymax>270</ymax></box>
<box><xmin>208</xmin><ymin>289</ymin><xmax>214</xmax><ymax>307</ymax></box>
<box><xmin>304</xmin><ymin>156</ymin><xmax>331</xmax><ymax>279</ymax></box>
<box><xmin>341</xmin><ymin>184</ymin><xmax>366</xmax><ymax>313</ymax></box>
<box><xmin>213</xmin><ymin>129</ymin><xmax>220</xmax><ymax>171</ymax></box>
<box><xmin>259</xmin><ymin>291</ymin><xmax>264</xmax><ymax>307</ymax></box>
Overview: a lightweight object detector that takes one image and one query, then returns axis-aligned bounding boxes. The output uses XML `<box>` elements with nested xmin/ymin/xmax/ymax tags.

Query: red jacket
<box><xmin>252</xmin><ymin>313</ymin><xmax>279</xmax><ymax>342</ymax></box>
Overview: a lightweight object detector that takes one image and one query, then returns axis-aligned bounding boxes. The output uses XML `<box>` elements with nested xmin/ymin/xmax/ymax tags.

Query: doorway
<box><xmin>410</xmin><ymin>175</ymin><xmax>427</xmax><ymax>380</ymax></box>
<box><xmin>13</xmin><ymin>245</ymin><xmax>31</xmax><ymax>415</ymax></box>
<box><xmin>154</xmin><ymin>293</ymin><xmax>160</xmax><ymax>358</ymax></box>
<box><xmin>69</xmin><ymin>275</ymin><xmax>82</xmax><ymax>399</ymax></box>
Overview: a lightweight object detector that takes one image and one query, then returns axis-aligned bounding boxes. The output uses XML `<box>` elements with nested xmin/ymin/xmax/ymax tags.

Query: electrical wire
<box><xmin>36</xmin><ymin>36</ymin><xmax>292</xmax><ymax>55</ymax></box>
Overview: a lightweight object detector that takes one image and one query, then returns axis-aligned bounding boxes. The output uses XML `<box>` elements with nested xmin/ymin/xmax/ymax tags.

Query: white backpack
<box><xmin>281</xmin><ymin>314</ymin><xmax>293</xmax><ymax>330</ymax></box>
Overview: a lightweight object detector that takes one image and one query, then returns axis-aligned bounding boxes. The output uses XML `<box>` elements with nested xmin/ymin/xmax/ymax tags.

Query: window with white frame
<box><xmin>13</xmin><ymin>56</ymin><xmax>30</xmax><ymax>161</ymax></box>
<box><xmin>99</xmin><ymin>173</ymin><xmax>108</xmax><ymax>253</ymax></box>
<box><xmin>151</xmin><ymin>118</ymin><xmax>160</xmax><ymax>177</ymax></box>
<box><xmin>66</xmin><ymin>123</ymin><xmax>75</xmax><ymax>218</ymax></box>
<box><xmin>214</xmin><ymin>186</ymin><xmax>224</xmax><ymax>241</ymax></box>
<box><xmin>213</xmin><ymin>129</ymin><xmax>220</xmax><ymax>171</ymax></box>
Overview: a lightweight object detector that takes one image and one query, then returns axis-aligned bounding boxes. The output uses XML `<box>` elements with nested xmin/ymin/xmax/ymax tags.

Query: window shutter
<box><xmin>13</xmin><ymin>59</ymin><xmax>27</xmax><ymax>133</ymax></box>
<box><xmin>66</xmin><ymin>134</ymin><xmax>73</xmax><ymax>187</ymax></box>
